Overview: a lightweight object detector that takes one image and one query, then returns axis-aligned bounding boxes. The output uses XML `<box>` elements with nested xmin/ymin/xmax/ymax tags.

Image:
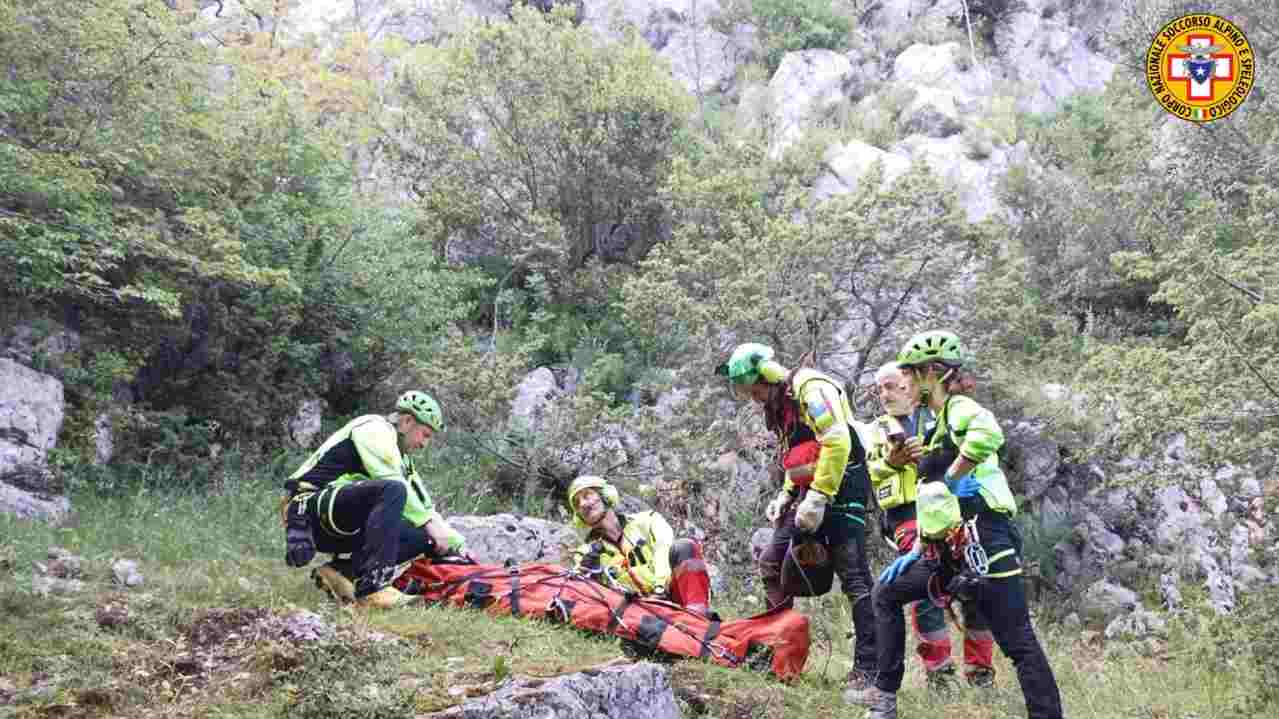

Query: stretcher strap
<box><xmin>699</xmin><ymin>619</ymin><xmax>722</xmax><ymax>659</ymax></box>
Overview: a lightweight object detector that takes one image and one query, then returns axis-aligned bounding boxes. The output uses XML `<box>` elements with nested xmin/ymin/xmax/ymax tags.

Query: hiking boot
<box><xmin>966</xmin><ymin>667</ymin><xmax>996</xmax><ymax>688</ymax></box>
<box><xmin>355</xmin><ymin>586</ymin><xmax>416</xmax><ymax>609</ymax></box>
<box><xmin>926</xmin><ymin>665</ymin><xmax>960</xmax><ymax>694</ymax></box>
<box><xmin>312</xmin><ymin>562</ymin><xmax>356</xmax><ymax>603</ymax></box>
<box><xmin>843</xmin><ymin>668</ymin><xmax>873</xmax><ymax>695</ymax></box>
<box><xmin>845</xmin><ymin>686</ymin><xmax>896</xmax><ymax>718</ymax></box>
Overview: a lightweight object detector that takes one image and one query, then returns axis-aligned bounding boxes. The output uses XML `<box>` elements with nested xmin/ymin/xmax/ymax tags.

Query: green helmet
<box><xmin>396</xmin><ymin>390</ymin><xmax>444</xmax><ymax>431</ymax></box>
<box><xmin>567</xmin><ymin>475</ymin><xmax>619</xmax><ymax>528</ymax></box>
<box><xmin>897</xmin><ymin>330</ymin><xmax>965</xmax><ymax>368</ymax></box>
<box><xmin>714</xmin><ymin>343</ymin><xmax>775</xmax><ymax>385</ymax></box>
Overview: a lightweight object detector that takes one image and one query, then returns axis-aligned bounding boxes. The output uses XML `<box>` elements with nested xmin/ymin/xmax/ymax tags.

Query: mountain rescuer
<box><xmin>715</xmin><ymin>343</ymin><xmax>877</xmax><ymax>694</ymax></box>
<box><xmin>567</xmin><ymin>475</ymin><xmax>712</xmax><ymax>617</ymax></box>
<box><xmin>281</xmin><ymin>390</ymin><xmax>471</xmax><ymax>609</ymax></box>
<box><xmin>862</xmin><ymin>361</ymin><xmax>996</xmax><ymax>699</ymax></box>
<box><xmin>848</xmin><ymin>331</ymin><xmax>1063</xmax><ymax>719</ymax></box>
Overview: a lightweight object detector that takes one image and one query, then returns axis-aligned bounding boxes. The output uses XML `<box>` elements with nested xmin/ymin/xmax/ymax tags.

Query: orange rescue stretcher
<box><xmin>395</xmin><ymin>560</ymin><xmax>811</xmax><ymax>680</ymax></box>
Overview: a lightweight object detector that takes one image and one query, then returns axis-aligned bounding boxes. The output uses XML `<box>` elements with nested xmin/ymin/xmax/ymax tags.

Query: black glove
<box><xmin>944</xmin><ymin>572</ymin><xmax>984</xmax><ymax>600</ymax></box>
<box><xmin>580</xmin><ymin>542</ymin><xmax>604</xmax><ymax>574</ymax></box>
<box><xmin>284</xmin><ymin>503</ymin><xmax>316</xmax><ymax>568</ymax></box>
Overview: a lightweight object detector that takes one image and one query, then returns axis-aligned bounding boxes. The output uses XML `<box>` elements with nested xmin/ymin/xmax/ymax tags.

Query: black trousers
<box><xmin>759</xmin><ymin>506</ymin><xmax>877</xmax><ymax>674</ymax></box>
<box><xmin>305</xmin><ymin>480</ymin><xmax>434</xmax><ymax>595</ymax></box>
<box><xmin>871</xmin><ymin>516</ymin><xmax>1063</xmax><ymax>718</ymax></box>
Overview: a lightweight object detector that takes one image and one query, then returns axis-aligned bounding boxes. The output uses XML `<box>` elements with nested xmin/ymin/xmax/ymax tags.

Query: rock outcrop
<box><xmin>423</xmin><ymin>661</ymin><xmax>679</xmax><ymax>719</ymax></box>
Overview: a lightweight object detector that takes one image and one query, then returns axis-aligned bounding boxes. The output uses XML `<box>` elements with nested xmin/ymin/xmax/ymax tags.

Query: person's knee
<box><xmin>379</xmin><ymin>480</ymin><xmax>407</xmax><ymax>501</ymax></box>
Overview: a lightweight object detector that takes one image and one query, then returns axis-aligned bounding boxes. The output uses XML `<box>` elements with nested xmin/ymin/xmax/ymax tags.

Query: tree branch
<box><xmin>1209</xmin><ymin>268</ymin><xmax>1264</xmax><ymax>304</ymax></box>
<box><xmin>1213</xmin><ymin>315</ymin><xmax>1279</xmax><ymax>403</ymax></box>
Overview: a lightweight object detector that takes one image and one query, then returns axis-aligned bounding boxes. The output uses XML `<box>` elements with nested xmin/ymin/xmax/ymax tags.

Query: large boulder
<box><xmin>447</xmin><ymin>514</ymin><xmax>579</xmax><ymax>565</ymax></box>
<box><xmin>580</xmin><ymin>0</ymin><xmax>747</xmax><ymax>96</ymax></box>
<box><xmin>0</xmin><ymin>467</ymin><xmax>72</xmax><ymax>524</ymax></box>
<box><xmin>1079</xmin><ymin>580</ymin><xmax>1138</xmax><ymax>625</ymax></box>
<box><xmin>995</xmin><ymin>11</ymin><xmax>1115</xmax><ymax>114</ymax></box>
<box><xmin>813</xmin><ymin>140</ymin><xmax>911</xmax><ymax>201</ymax></box>
<box><xmin>891</xmin><ymin>41</ymin><xmax>992</xmax><ymax>99</ymax></box>
<box><xmin>510</xmin><ymin>367</ymin><xmax>560</xmax><ymax>431</ymax></box>
<box><xmin>888</xmin><ymin>134</ymin><xmax>1020</xmax><ymax>221</ymax></box>
<box><xmin>767</xmin><ymin>49</ymin><xmax>856</xmax><ymax>155</ymax></box>
<box><xmin>1003</xmin><ymin>420</ymin><xmax>1061</xmax><ymax>500</ymax></box>
<box><xmin>0</xmin><ymin>358</ymin><xmax>64</xmax><ymax>474</ymax></box>
<box><xmin>287</xmin><ymin>398</ymin><xmax>327</xmax><ymax>449</ymax></box>
<box><xmin>899</xmin><ymin>85</ymin><xmax>964</xmax><ymax>137</ymax></box>
<box><xmin>0</xmin><ymin>323</ymin><xmax>81</xmax><ymax>380</ymax></box>
<box><xmin>424</xmin><ymin>661</ymin><xmax>679</xmax><ymax>719</ymax></box>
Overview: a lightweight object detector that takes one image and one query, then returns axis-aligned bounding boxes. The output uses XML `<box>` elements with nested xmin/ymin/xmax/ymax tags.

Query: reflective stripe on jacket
<box><xmin>287</xmin><ymin>415</ymin><xmax>437</xmax><ymax>527</ymax></box>
<box><xmin>573</xmin><ymin>511</ymin><xmax>675</xmax><ymax>595</ymax></box>
<box><xmin>921</xmin><ymin>396</ymin><xmax>1017</xmax><ymax>517</ymax></box>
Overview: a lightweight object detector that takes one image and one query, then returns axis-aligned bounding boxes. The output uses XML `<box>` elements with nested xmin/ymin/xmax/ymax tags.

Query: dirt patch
<box><xmin>183</xmin><ymin>607</ymin><xmax>272</xmax><ymax>648</ymax></box>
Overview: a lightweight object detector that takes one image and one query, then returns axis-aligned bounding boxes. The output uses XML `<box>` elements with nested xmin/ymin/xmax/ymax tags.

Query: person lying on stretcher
<box><xmin>567</xmin><ymin>475</ymin><xmax>713</xmax><ymax>618</ymax></box>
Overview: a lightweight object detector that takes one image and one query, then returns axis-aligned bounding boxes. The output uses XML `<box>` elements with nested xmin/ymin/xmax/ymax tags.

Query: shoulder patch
<box><xmin>807</xmin><ymin>395</ymin><xmax>835</xmax><ymax>431</ymax></box>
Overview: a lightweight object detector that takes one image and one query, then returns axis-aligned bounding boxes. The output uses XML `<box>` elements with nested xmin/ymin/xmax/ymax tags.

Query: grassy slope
<box><xmin>0</xmin><ymin>477</ymin><xmax>1262</xmax><ymax>718</ymax></box>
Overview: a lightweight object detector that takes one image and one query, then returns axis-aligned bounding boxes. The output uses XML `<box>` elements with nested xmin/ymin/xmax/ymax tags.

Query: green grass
<box><xmin>0</xmin><ymin>473</ymin><xmax>1271</xmax><ymax>718</ymax></box>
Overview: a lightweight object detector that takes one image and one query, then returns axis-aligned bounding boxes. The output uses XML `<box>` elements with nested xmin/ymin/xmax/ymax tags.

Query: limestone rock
<box><xmin>889</xmin><ymin>133</ymin><xmax>1014</xmax><ymax>221</ymax></box>
<box><xmin>510</xmin><ymin>368</ymin><xmax>560</xmax><ymax>431</ymax></box>
<box><xmin>1003</xmin><ymin>420</ymin><xmax>1060</xmax><ymax>499</ymax></box>
<box><xmin>1079</xmin><ymin>580</ymin><xmax>1137</xmax><ymax>624</ymax></box>
<box><xmin>288</xmin><ymin>398</ymin><xmax>327</xmax><ymax>448</ymax></box>
<box><xmin>767</xmin><ymin>49</ymin><xmax>855</xmax><ymax>155</ymax></box>
<box><xmin>0</xmin><ymin>358</ymin><xmax>64</xmax><ymax>474</ymax></box>
<box><xmin>111</xmin><ymin>559</ymin><xmax>145</xmax><ymax>588</ymax></box>
<box><xmin>899</xmin><ymin>85</ymin><xmax>964</xmax><ymax>137</ymax></box>
<box><xmin>447</xmin><ymin>514</ymin><xmax>579</xmax><ymax>565</ymax></box>
<box><xmin>1104</xmin><ymin>609</ymin><xmax>1167</xmax><ymax>640</ymax></box>
<box><xmin>0</xmin><ymin>468</ymin><xmax>70</xmax><ymax>524</ymax></box>
<box><xmin>813</xmin><ymin>140</ymin><xmax>911</xmax><ymax>201</ymax></box>
<box><xmin>423</xmin><ymin>661</ymin><xmax>679</xmax><ymax>719</ymax></box>
<box><xmin>995</xmin><ymin>11</ymin><xmax>1115</xmax><ymax>115</ymax></box>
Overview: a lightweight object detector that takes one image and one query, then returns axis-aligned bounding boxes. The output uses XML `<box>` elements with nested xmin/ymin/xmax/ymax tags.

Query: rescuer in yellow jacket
<box><xmin>716</xmin><ymin>342</ymin><xmax>876</xmax><ymax>694</ymax></box>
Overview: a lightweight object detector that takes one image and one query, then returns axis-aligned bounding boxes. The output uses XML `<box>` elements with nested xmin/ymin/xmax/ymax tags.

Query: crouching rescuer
<box><xmin>281</xmin><ymin>390</ymin><xmax>471</xmax><ymax>609</ymax></box>
<box><xmin>567</xmin><ymin>475</ymin><xmax>713</xmax><ymax>617</ymax></box>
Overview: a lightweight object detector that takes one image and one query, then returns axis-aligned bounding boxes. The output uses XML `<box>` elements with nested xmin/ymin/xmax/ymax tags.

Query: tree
<box><xmin>0</xmin><ymin>0</ymin><xmax>483</xmax><ymax>459</ymax></box>
<box><xmin>970</xmin><ymin>0</ymin><xmax>1279</xmax><ymax>468</ymax></box>
<box><xmin>382</xmin><ymin>5</ymin><xmax>693</xmax><ymax>290</ymax></box>
<box><xmin>623</xmin><ymin>142</ymin><xmax>986</xmax><ymax>394</ymax></box>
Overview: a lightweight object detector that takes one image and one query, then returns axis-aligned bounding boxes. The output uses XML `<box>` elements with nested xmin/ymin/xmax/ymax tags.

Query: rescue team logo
<box><xmin>1146</xmin><ymin>13</ymin><xmax>1256</xmax><ymax>123</ymax></box>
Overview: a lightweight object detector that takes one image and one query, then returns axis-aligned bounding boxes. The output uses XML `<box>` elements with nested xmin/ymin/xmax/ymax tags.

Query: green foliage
<box><xmin>285</xmin><ymin>641</ymin><xmax>416</xmax><ymax>719</ymax></box>
<box><xmin>0</xmin><ymin>0</ymin><xmax>487</xmax><ymax>459</ymax></box>
<box><xmin>625</xmin><ymin>140</ymin><xmax>985</xmax><ymax>390</ymax></box>
<box><xmin>970</xmin><ymin>0</ymin><xmax>1279</xmax><ymax>469</ymax></box>
<box><xmin>386</xmin><ymin>5</ymin><xmax>692</xmax><ymax>290</ymax></box>
<box><xmin>749</xmin><ymin>0</ymin><xmax>853</xmax><ymax>74</ymax></box>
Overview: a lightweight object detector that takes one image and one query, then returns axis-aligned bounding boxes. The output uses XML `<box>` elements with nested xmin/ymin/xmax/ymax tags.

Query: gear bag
<box><xmin>779</xmin><ymin>535</ymin><xmax>834</xmax><ymax>597</ymax></box>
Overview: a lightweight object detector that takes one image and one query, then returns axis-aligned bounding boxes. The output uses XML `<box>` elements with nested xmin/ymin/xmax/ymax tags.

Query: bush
<box><xmin>751</xmin><ymin>0</ymin><xmax>853</xmax><ymax>74</ymax></box>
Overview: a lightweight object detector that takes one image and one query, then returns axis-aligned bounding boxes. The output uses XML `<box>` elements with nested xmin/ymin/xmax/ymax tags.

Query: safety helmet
<box><xmin>896</xmin><ymin>330</ymin><xmax>965</xmax><ymax>369</ymax></box>
<box><xmin>567</xmin><ymin>475</ymin><xmax>619</xmax><ymax>529</ymax></box>
<box><xmin>396</xmin><ymin>390</ymin><xmax>444</xmax><ymax>432</ymax></box>
<box><xmin>714</xmin><ymin>343</ymin><xmax>775</xmax><ymax>385</ymax></box>
<box><xmin>917</xmin><ymin>481</ymin><xmax>963</xmax><ymax>540</ymax></box>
